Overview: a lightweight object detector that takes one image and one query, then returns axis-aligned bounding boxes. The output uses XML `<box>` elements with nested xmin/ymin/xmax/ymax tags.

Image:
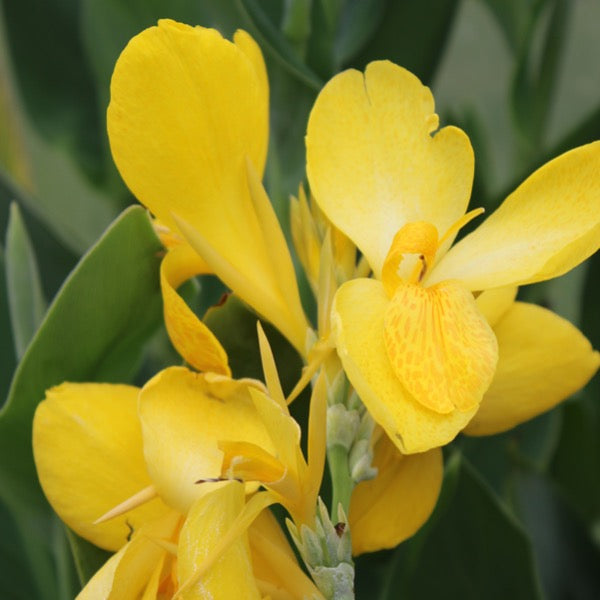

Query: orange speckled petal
<box><xmin>384</xmin><ymin>280</ymin><xmax>498</xmax><ymax>413</ymax></box>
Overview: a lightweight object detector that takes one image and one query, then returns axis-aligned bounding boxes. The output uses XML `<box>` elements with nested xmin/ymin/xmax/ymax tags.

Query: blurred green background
<box><xmin>0</xmin><ymin>0</ymin><xmax>599</xmax><ymax>598</ymax></box>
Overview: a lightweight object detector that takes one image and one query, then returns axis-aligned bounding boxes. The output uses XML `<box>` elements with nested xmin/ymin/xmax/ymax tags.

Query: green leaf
<box><xmin>379</xmin><ymin>454</ymin><xmax>543</xmax><ymax>599</ymax></box>
<box><xmin>65</xmin><ymin>527</ymin><xmax>111</xmax><ymax>588</ymax></box>
<box><xmin>1</xmin><ymin>0</ymin><xmax>104</xmax><ymax>180</ymax></box>
<box><xmin>5</xmin><ymin>202</ymin><xmax>46</xmax><ymax>359</ymax></box>
<box><xmin>237</xmin><ymin>0</ymin><xmax>324</xmax><ymax>90</ymax></box>
<box><xmin>0</xmin><ymin>206</ymin><xmax>162</xmax><ymax>597</ymax></box>
<box><xmin>0</xmin><ymin>246</ymin><xmax>17</xmax><ymax>402</ymax></box>
<box><xmin>347</xmin><ymin>0</ymin><xmax>460</xmax><ymax>84</ymax></box>
<box><xmin>513</xmin><ymin>470</ymin><xmax>600</xmax><ymax>600</ymax></box>
<box><xmin>204</xmin><ymin>294</ymin><xmax>303</xmax><ymax>395</ymax></box>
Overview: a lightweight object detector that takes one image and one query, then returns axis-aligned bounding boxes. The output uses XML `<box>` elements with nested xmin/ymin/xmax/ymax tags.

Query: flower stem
<box><xmin>327</xmin><ymin>443</ymin><xmax>354</xmax><ymax>521</ymax></box>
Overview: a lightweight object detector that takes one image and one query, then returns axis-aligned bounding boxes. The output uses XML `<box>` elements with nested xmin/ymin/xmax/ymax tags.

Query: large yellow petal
<box><xmin>108</xmin><ymin>20</ymin><xmax>267</xmax><ymax>235</ymax></box>
<box><xmin>332</xmin><ymin>279</ymin><xmax>478</xmax><ymax>453</ymax></box>
<box><xmin>384</xmin><ymin>279</ymin><xmax>498</xmax><ymax>413</ymax></box>
<box><xmin>475</xmin><ymin>286</ymin><xmax>518</xmax><ymax>327</ymax></box>
<box><xmin>349</xmin><ymin>433</ymin><xmax>442</xmax><ymax>555</ymax></box>
<box><xmin>306</xmin><ymin>60</ymin><xmax>473</xmax><ymax>277</ymax></box>
<box><xmin>429</xmin><ymin>142</ymin><xmax>600</xmax><ymax>290</ymax></box>
<box><xmin>138</xmin><ymin>367</ymin><xmax>273</xmax><ymax>513</ymax></box>
<box><xmin>108</xmin><ymin>20</ymin><xmax>308</xmax><ymax>355</ymax></box>
<box><xmin>177</xmin><ymin>482</ymin><xmax>261</xmax><ymax>599</ymax></box>
<box><xmin>161</xmin><ymin>243</ymin><xmax>230</xmax><ymax>374</ymax></box>
<box><xmin>33</xmin><ymin>383</ymin><xmax>171</xmax><ymax>551</ymax></box>
<box><xmin>464</xmin><ymin>302</ymin><xmax>600</xmax><ymax>436</ymax></box>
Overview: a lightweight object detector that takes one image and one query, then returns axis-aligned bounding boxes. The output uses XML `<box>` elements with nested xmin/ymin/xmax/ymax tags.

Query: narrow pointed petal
<box><xmin>161</xmin><ymin>244</ymin><xmax>230</xmax><ymax>374</ymax></box>
<box><xmin>306</xmin><ymin>373</ymin><xmax>327</xmax><ymax>504</ymax></box>
<box><xmin>350</xmin><ymin>435</ymin><xmax>442</xmax><ymax>555</ymax></box>
<box><xmin>138</xmin><ymin>367</ymin><xmax>273</xmax><ymax>513</ymax></box>
<box><xmin>306</xmin><ymin>61</ymin><xmax>473</xmax><ymax>276</ymax></box>
<box><xmin>248</xmin><ymin>509</ymin><xmax>324</xmax><ymax>599</ymax></box>
<box><xmin>332</xmin><ymin>279</ymin><xmax>478</xmax><ymax>453</ymax></box>
<box><xmin>430</xmin><ymin>142</ymin><xmax>600</xmax><ymax>290</ymax></box>
<box><xmin>464</xmin><ymin>302</ymin><xmax>600</xmax><ymax>436</ymax></box>
<box><xmin>177</xmin><ymin>483</ymin><xmax>261</xmax><ymax>599</ymax></box>
<box><xmin>33</xmin><ymin>384</ymin><xmax>171</xmax><ymax>551</ymax></box>
<box><xmin>384</xmin><ymin>280</ymin><xmax>498</xmax><ymax>413</ymax></box>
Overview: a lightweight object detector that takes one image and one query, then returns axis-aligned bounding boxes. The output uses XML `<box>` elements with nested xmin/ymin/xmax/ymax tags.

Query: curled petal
<box><xmin>465</xmin><ymin>302</ymin><xmax>600</xmax><ymax>436</ymax></box>
<box><xmin>139</xmin><ymin>367</ymin><xmax>272</xmax><ymax>513</ymax></box>
<box><xmin>332</xmin><ymin>279</ymin><xmax>477</xmax><ymax>453</ymax></box>
<box><xmin>350</xmin><ymin>434</ymin><xmax>442</xmax><ymax>555</ymax></box>
<box><xmin>33</xmin><ymin>383</ymin><xmax>170</xmax><ymax>551</ymax></box>
<box><xmin>306</xmin><ymin>61</ymin><xmax>473</xmax><ymax>276</ymax></box>
<box><xmin>160</xmin><ymin>244</ymin><xmax>230</xmax><ymax>374</ymax></box>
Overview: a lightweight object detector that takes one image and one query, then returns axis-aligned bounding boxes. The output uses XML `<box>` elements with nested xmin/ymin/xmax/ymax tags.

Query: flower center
<box><xmin>381</xmin><ymin>208</ymin><xmax>485</xmax><ymax>297</ymax></box>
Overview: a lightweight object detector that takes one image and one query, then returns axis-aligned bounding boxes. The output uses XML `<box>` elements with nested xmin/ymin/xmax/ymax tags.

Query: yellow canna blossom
<box><xmin>306</xmin><ymin>61</ymin><xmax>600</xmax><ymax>454</ymax></box>
<box><xmin>33</xmin><ymin>376</ymin><xmax>322</xmax><ymax>599</ymax></box>
<box><xmin>107</xmin><ymin>20</ymin><xmax>310</xmax><ymax>362</ymax></box>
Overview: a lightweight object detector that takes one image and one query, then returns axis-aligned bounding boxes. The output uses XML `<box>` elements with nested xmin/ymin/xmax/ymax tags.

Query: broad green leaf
<box><xmin>0</xmin><ymin>206</ymin><xmax>162</xmax><ymax>597</ymax></box>
<box><xmin>347</xmin><ymin>0</ymin><xmax>460</xmax><ymax>84</ymax></box>
<box><xmin>5</xmin><ymin>203</ymin><xmax>46</xmax><ymax>359</ymax></box>
<box><xmin>379</xmin><ymin>454</ymin><xmax>543</xmax><ymax>600</ymax></box>
<box><xmin>513</xmin><ymin>471</ymin><xmax>600</xmax><ymax>600</ymax></box>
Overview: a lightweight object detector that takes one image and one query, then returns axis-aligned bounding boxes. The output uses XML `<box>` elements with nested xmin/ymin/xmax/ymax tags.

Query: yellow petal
<box><xmin>108</xmin><ymin>20</ymin><xmax>308</xmax><ymax>356</ymax></box>
<box><xmin>138</xmin><ymin>367</ymin><xmax>273</xmax><ymax>513</ymax></box>
<box><xmin>349</xmin><ymin>434</ymin><xmax>442</xmax><ymax>555</ymax></box>
<box><xmin>177</xmin><ymin>482</ymin><xmax>261</xmax><ymax>600</ymax></box>
<box><xmin>161</xmin><ymin>243</ymin><xmax>230</xmax><ymax>374</ymax></box>
<box><xmin>78</xmin><ymin>511</ymin><xmax>180</xmax><ymax>600</ymax></box>
<box><xmin>332</xmin><ymin>279</ymin><xmax>478</xmax><ymax>453</ymax></box>
<box><xmin>464</xmin><ymin>302</ymin><xmax>600</xmax><ymax>436</ymax></box>
<box><xmin>475</xmin><ymin>286</ymin><xmax>518</xmax><ymax>327</ymax></box>
<box><xmin>248</xmin><ymin>509</ymin><xmax>324</xmax><ymax>599</ymax></box>
<box><xmin>108</xmin><ymin>20</ymin><xmax>268</xmax><ymax>236</ymax></box>
<box><xmin>384</xmin><ymin>280</ymin><xmax>498</xmax><ymax>413</ymax></box>
<box><xmin>306</xmin><ymin>60</ymin><xmax>473</xmax><ymax>277</ymax></box>
<box><xmin>430</xmin><ymin>142</ymin><xmax>600</xmax><ymax>290</ymax></box>
<box><xmin>33</xmin><ymin>383</ymin><xmax>171</xmax><ymax>551</ymax></box>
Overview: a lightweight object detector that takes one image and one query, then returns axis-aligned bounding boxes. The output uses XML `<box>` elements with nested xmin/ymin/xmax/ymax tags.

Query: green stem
<box><xmin>327</xmin><ymin>443</ymin><xmax>354</xmax><ymax>521</ymax></box>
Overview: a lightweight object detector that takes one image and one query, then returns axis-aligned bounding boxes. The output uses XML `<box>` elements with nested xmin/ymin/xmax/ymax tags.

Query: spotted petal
<box><xmin>332</xmin><ymin>278</ymin><xmax>478</xmax><ymax>453</ymax></box>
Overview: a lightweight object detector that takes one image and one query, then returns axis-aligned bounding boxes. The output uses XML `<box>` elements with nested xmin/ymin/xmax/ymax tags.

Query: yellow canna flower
<box><xmin>33</xmin><ymin>377</ymin><xmax>321</xmax><ymax>598</ymax></box>
<box><xmin>306</xmin><ymin>61</ymin><xmax>600</xmax><ymax>454</ymax></box>
<box><xmin>107</xmin><ymin>20</ymin><xmax>310</xmax><ymax>361</ymax></box>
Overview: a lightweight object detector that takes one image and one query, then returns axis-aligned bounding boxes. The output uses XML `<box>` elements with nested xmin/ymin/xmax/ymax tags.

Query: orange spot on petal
<box><xmin>383</xmin><ymin>280</ymin><xmax>498</xmax><ymax>413</ymax></box>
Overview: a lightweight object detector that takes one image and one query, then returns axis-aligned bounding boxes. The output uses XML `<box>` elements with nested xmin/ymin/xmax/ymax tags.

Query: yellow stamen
<box><xmin>93</xmin><ymin>484</ymin><xmax>157</xmax><ymax>524</ymax></box>
<box><xmin>438</xmin><ymin>207</ymin><xmax>485</xmax><ymax>248</ymax></box>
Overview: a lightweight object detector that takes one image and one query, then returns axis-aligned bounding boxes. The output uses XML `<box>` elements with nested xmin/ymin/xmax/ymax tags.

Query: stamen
<box><xmin>94</xmin><ymin>484</ymin><xmax>157</xmax><ymax>524</ymax></box>
<box><xmin>438</xmin><ymin>207</ymin><xmax>485</xmax><ymax>248</ymax></box>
